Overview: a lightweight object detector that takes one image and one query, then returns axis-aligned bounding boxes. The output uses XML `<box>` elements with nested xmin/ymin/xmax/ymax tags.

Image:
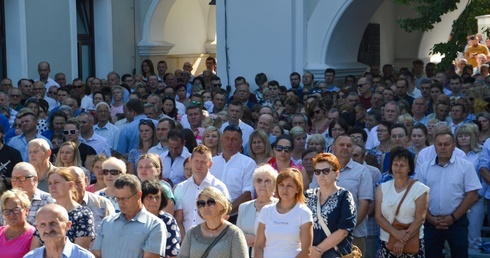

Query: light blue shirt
<box><xmin>161</xmin><ymin>148</ymin><xmax>191</xmax><ymax>186</ymax></box>
<box><xmin>24</xmin><ymin>238</ymin><xmax>95</xmax><ymax>258</ymax></box>
<box><xmin>94</xmin><ymin>122</ymin><xmax>120</xmax><ymax>150</ymax></box>
<box><xmin>7</xmin><ymin>133</ymin><xmax>52</xmax><ymax>161</ymax></box>
<box><xmin>116</xmin><ymin>115</ymin><xmax>157</xmax><ymax>155</ymax></box>
<box><xmin>92</xmin><ymin>207</ymin><xmax>166</xmax><ymax>258</ymax></box>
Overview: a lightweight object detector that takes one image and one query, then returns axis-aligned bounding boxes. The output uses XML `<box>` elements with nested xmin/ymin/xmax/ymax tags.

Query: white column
<box><xmin>477</xmin><ymin>15</ymin><xmax>490</xmax><ymax>41</ymax></box>
<box><xmin>94</xmin><ymin>0</ymin><xmax>114</xmax><ymax>78</ymax></box>
<box><xmin>5</xmin><ymin>0</ymin><xmax>28</xmax><ymax>82</ymax></box>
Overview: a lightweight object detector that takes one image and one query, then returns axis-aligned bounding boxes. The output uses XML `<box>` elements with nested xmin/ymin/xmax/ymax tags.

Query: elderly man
<box><xmin>93</xmin><ymin>102</ymin><xmax>120</xmax><ymax>151</ymax></box>
<box><xmin>24</xmin><ymin>204</ymin><xmax>94</xmax><ymax>258</ymax></box>
<box><xmin>210</xmin><ymin>125</ymin><xmax>256</xmax><ymax>223</ymax></box>
<box><xmin>69</xmin><ymin>166</ymin><xmax>115</xmax><ymax>231</ymax></box>
<box><xmin>174</xmin><ymin>145</ymin><xmax>229</xmax><ymax>239</ymax></box>
<box><xmin>416</xmin><ymin>131</ymin><xmax>481</xmax><ymax>257</ymax></box>
<box><xmin>0</xmin><ymin>162</ymin><xmax>54</xmax><ymax>226</ymax></box>
<box><xmin>93</xmin><ymin>174</ymin><xmax>166</xmax><ymax>258</ymax></box>
<box><xmin>27</xmin><ymin>139</ymin><xmax>57</xmax><ymax>192</ymax></box>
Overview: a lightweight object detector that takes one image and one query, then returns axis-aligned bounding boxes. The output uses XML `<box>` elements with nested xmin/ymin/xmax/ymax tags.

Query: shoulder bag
<box><xmin>386</xmin><ymin>180</ymin><xmax>420</xmax><ymax>254</ymax></box>
<box><xmin>201</xmin><ymin>224</ymin><xmax>230</xmax><ymax>258</ymax></box>
<box><xmin>316</xmin><ymin>189</ymin><xmax>362</xmax><ymax>258</ymax></box>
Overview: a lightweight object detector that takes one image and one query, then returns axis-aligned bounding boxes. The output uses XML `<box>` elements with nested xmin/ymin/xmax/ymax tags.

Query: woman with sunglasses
<box><xmin>305</xmin><ymin>153</ymin><xmax>357</xmax><ymax>258</ymax></box>
<box><xmin>0</xmin><ymin>189</ymin><xmax>35</xmax><ymax>258</ymax></box>
<box><xmin>308</xmin><ymin>99</ymin><xmax>329</xmax><ymax>135</ymax></box>
<box><xmin>96</xmin><ymin>157</ymin><xmax>127</xmax><ymax>212</ymax></box>
<box><xmin>237</xmin><ymin>165</ymin><xmax>278</xmax><ymax>256</ymax></box>
<box><xmin>269</xmin><ymin>136</ymin><xmax>303</xmax><ymax>172</ymax></box>
<box><xmin>137</xmin><ymin>153</ymin><xmax>175</xmax><ymax>214</ymax></box>
<box><xmin>255</xmin><ymin>168</ymin><xmax>313</xmax><ymax>258</ymax></box>
<box><xmin>127</xmin><ymin>119</ymin><xmax>158</xmax><ymax>175</ymax></box>
<box><xmin>31</xmin><ymin>167</ymin><xmax>95</xmax><ymax>250</ymax></box>
<box><xmin>141</xmin><ymin>180</ymin><xmax>180</xmax><ymax>258</ymax></box>
<box><xmin>179</xmin><ymin>186</ymin><xmax>248</xmax><ymax>257</ymax></box>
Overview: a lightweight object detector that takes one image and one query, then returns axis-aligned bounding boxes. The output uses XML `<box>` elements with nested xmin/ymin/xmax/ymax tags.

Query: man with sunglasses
<box><xmin>93</xmin><ymin>174</ymin><xmax>166</xmax><ymax>258</ymax></box>
<box><xmin>0</xmin><ymin>162</ymin><xmax>54</xmax><ymax>226</ymax></box>
<box><xmin>174</xmin><ymin>145</ymin><xmax>229</xmax><ymax>239</ymax></box>
<box><xmin>8</xmin><ymin>88</ymin><xmax>23</xmax><ymax>112</ymax></box>
<box><xmin>357</xmin><ymin>77</ymin><xmax>373</xmax><ymax>109</ymax></box>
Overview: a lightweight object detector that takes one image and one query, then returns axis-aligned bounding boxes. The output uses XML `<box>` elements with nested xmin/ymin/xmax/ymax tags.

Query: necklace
<box><xmin>204</xmin><ymin>220</ymin><xmax>224</xmax><ymax>237</ymax></box>
<box><xmin>6</xmin><ymin>226</ymin><xmax>27</xmax><ymax>240</ymax></box>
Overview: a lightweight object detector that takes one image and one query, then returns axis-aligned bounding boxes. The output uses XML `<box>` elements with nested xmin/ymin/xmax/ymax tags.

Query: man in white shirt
<box><xmin>93</xmin><ymin>102</ymin><xmax>120</xmax><ymax>151</ymax></box>
<box><xmin>219</xmin><ymin>100</ymin><xmax>254</xmax><ymax>148</ymax></box>
<box><xmin>173</xmin><ymin>145</ymin><xmax>229</xmax><ymax>239</ymax></box>
<box><xmin>210</xmin><ymin>125</ymin><xmax>256</xmax><ymax>223</ymax></box>
<box><xmin>35</xmin><ymin>61</ymin><xmax>59</xmax><ymax>93</ymax></box>
<box><xmin>161</xmin><ymin>130</ymin><xmax>191</xmax><ymax>186</ymax></box>
<box><xmin>77</xmin><ymin>112</ymin><xmax>111</xmax><ymax>157</ymax></box>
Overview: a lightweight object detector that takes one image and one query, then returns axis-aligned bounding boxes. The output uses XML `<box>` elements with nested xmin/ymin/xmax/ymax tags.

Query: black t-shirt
<box><xmin>0</xmin><ymin>144</ymin><xmax>23</xmax><ymax>178</ymax></box>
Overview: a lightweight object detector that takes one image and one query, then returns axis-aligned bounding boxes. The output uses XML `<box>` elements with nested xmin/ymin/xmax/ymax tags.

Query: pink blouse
<box><xmin>0</xmin><ymin>225</ymin><xmax>35</xmax><ymax>258</ymax></box>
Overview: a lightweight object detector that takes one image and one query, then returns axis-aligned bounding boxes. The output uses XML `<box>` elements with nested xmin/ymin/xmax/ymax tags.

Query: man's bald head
<box><xmin>257</xmin><ymin>113</ymin><xmax>274</xmax><ymax>135</ymax></box>
<box><xmin>37</xmin><ymin>203</ymin><xmax>69</xmax><ymax>222</ymax></box>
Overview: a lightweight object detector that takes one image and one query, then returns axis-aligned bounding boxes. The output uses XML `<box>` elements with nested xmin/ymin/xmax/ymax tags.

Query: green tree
<box><xmin>393</xmin><ymin>0</ymin><xmax>490</xmax><ymax>71</ymax></box>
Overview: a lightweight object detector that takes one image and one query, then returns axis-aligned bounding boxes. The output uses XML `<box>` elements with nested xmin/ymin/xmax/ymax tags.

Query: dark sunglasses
<box><xmin>102</xmin><ymin>169</ymin><xmax>122</xmax><ymax>176</ymax></box>
<box><xmin>139</xmin><ymin>119</ymin><xmax>153</xmax><ymax>126</ymax></box>
<box><xmin>63</xmin><ymin>130</ymin><xmax>77</xmax><ymax>135</ymax></box>
<box><xmin>338</xmin><ymin>95</ymin><xmax>347</xmax><ymax>99</ymax></box>
<box><xmin>314</xmin><ymin>168</ymin><xmax>333</xmax><ymax>175</ymax></box>
<box><xmin>196</xmin><ymin>198</ymin><xmax>217</xmax><ymax>208</ymax></box>
<box><xmin>314</xmin><ymin>109</ymin><xmax>322</xmax><ymax>114</ymax></box>
<box><xmin>73</xmin><ymin>85</ymin><xmax>83</xmax><ymax>89</ymax></box>
<box><xmin>275</xmin><ymin>145</ymin><xmax>292</xmax><ymax>153</ymax></box>
<box><xmin>212</xmin><ymin>83</ymin><xmax>222</xmax><ymax>87</ymax></box>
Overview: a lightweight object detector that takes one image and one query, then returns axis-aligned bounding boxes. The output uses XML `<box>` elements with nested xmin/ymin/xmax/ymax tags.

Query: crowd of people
<box><xmin>0</xmin><ymin>34</ymin><xmax>489</xmax><ymax>257</ymax></box>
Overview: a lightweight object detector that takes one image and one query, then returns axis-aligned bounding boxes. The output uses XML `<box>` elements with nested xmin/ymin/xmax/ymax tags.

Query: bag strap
<box><xmin>316</xmin><ymin>188</ymin><xmax>342</xmax><ymax>254</ymax></box>
<box><xmin>394</xmin><ymin>180</ymin><xmax>416</xmax><ymax>217</ymax></box>
<box><xmin>201</xmin><ymin>224</ymin><xmax>230</xmax><ymax>258</ymax></box>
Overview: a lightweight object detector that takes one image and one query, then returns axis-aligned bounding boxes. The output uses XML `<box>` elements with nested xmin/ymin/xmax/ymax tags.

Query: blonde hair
<box><xmin>197</xmin><ymin>186</ymin><xmax>232</xmax><ymax>219</ymax></box>
<box><xmin>456</xmin><ymin>123</ymin><xmax>482</xmax><ymax>153</ymax></box>
<box><xmin>202</xmin><ymin>126</ymin><xmax>222</xmax><ymax>153</ymax></box>
<box><xmin>1</xmin><ymin>188</ymin><xmax>31</xmax><ymax>210</ymax></box>
<box><xmin>55</xmin><ymin>141</ymin><xmax>82</xmax><ymax>167</ymax></box>
<box><xmin>102</xmin><ymin>157</ymin><xmax>127</xmax><ymax>174</ymax></box>
<box><xmin>248</xmin><ymin>130</ymin><xmax>273</xmax><ymax>161</ymax></box>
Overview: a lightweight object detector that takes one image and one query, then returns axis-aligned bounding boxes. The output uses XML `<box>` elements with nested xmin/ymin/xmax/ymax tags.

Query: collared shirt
<box><xmin>94</xmin><ymin>122</ymin><xmax>120</xmax><ymax>150</ymax></box>
<box><xmin>415</xmin><ymin>145</ymin><xmax>466</xmax><ymax>175</ymax></box>
<box><xmin>148</xmin><ymin>142</ymin><xmax>168</xmax><ymax>156</ymax></box>
<box><xmin>209</xmin><ymin>152</ymin><xmax>256</xmax><ymax>202</ymax></box>
<box><xmin>413</xmin><ymin>116</ymin><xmax>428</xmax><ymax>126</ymax></box>
<box><xmin>116</xmin><ymin>115</ymin><xmax>157</xmax><ymax>155</ymax></box>
<box><xmin>92</xmin><ymin>207</ymin><xmax>166</xmax><ymax>258</ymax></box>
<box><xmin>449</xmin><ymin>120</ymin><xmax>466</xmax><ymax>134</ymax></box>
<box><xmin>7</xmin><ymin>133</ymin><xmax>52</xmax><ymax>161</ymax></box>
<box><xmin>0</xmin><ymin>188</ymin><xmax>54</xmax><ymax>226</ymax></box>
<box><xmin>174</xmin><ymin>172</ymin><xmax>230</xmax><ymax>232</ymax></box>
<box><xmin>311</xmin><ymin>159</ymin><xmax>374</xmax><ymax>237</ymax></box>
<box><xmin>79</xmin><ymin>132</ymin><xmax>111</xmax><ymax>157</ymax></box>
<box><xmin>44</xmin><ymin>96</ymin><xmax>58</xmax><ymax>111</ymax></box>
<box><xmin>35</xmin><ymin>77</ymin><xmax>60</xmax><ymax>93</ymax></box>
<box><xmin>24</xmin><ymin>237</ymin><xmax>95</xmax><ymax>258</ymax></box>
<box><xmin>81</xmin><ymin>191</ymin><xmax>115</xmax><ymax>231</ymax></box>
<box><xmin>220</xmin><ymin>120</ymin><xmax>254</xmax><ymax>148</ymax></box>
<box><xmin>415</xmin><ymin>155</ymin><xmax>481</xmax><ymax>216</ymax></box>
<box><xmin>161</xmin><ymin>148</ymin><xmax>191</xmax><ymax>186</ymax></box>
<box><xmin>81</xmin><ymin>95</ymin><xmax>94</xmax><ymax>111</ymax></box>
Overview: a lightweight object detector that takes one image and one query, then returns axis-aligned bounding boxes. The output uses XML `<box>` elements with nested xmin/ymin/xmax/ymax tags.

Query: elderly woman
<box><xmin>302</xmin><ymin>148</ymin><xmax>319</xmax><ymax>190</ymax></box>
<box><xmin>141</xmin><ymin>180</ymin><xmax>180</xmax><ymax>258</ymax></box>
<box><xmin>179</xmin><ymin>186</ymin><xmax>248</xmax><ymax>258</ymax></box>
<box><xmin>248</xmin><ymin>130</ymin><xmax>273</xmax><ymax>165</ymax></box>
<box><xmin>375</xmin><ymin>147</ymin><xmax>428</xmax><ymax>257</ymax></box>
<box><xmin>0</xmin><ymin>189</ymin><xmax>35</xmax><ymax>258</ymax></box>
<box><xmin>202</xmin><ymin>126</ymin><xmax>222</xmax><ymax>157</ymax></box>
<box><xmin>31</xmin><ymin>167</ymin><xmax>95</xmax><ymax>250</ymax></box>
<box><xmin>254</xmin><ymin>168</ymin><xmax>313</xmax><ymax>258</ymax></box>
<box><xmin>305</xmin><ymin>153</ymin><xmax>357</xmax><ymax>258</ymax></box>
<box><xmin>308</xmin><ymin>134</ymin><xmax>327</xmax><ymax>153</ymax></box>
<box><xmin>96</xmin><ymin>157</ymin><xmax>127</xmax><ymax>212</ymax></box>
<box><xmin>127</xmin><ymin>119</ymin><xmax>158</xmax><ymax>175</ymax></box>
<box><xmin>137</xmin><ymin>153</ymin><xmax>175</xmax><ymax>214</ymax></box>
<box><xmin>455</xmin><ymin>124</ymin><xmax>485</xmax><ymax>252</ymax></box>
<box><xmin>368</xmin><ymin>121</ymin><xmax>393</xmax><ymax>166</ymax></box>
<box><xmin>290</xmin><ymin>126</ymin><xmax>307</xmax><ymax>165</ymax></box>
<box><xmin>86</xmin><ymin>154</ymin><xmax>108</xmax><ymax>193</ymax></box>
<box><xmin>237</xmin><ymin>164</ymin><xmax>278</xmax><ymax>256</ymax></box>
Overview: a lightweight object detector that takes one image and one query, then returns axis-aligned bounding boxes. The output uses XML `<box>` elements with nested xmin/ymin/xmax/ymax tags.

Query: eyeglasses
<box><xmin>275</xmin><ymin>145</ymin><xmax>292</xmax><ymax>153</ymax></box>
<box><xmin>196</xmin><ymin>198</ymin><xmax>217</xmax><ymax>208</ymax></box>
<box><xmin>357</xmin><ymin>83</ymin><xmax>369</xmax><ymax>88</ymax></box>
<box><xmin>314</xmin><ymin>110</ymin><xmax>322</xmax><ymax>115</ymax></box>
<box><xmin>332</xmin><ymin>128</ymin><xmax>344</xmax><ymax>132</ymax></box>
<box><xmin>102</xmin><ymin>169</ymin><xmax>123</xmax><ymax>176</ymax></box>
<box><xmin>314</xmin><ymin>168</ymin><xmax>334</xmax><ymax>175</ymax></box>
<box><xmin>11</xmin><ymin>175</ymin><xmax>34</xmax><ymax>182</ymax></box>
<box><xmin>255</xmin><ymin>178</ymin><xmax>272</xmax><ymax>184</ymax></box>
<box><xmin>63</xmin><ymin>130</ymin><xmax>78</xmax><ymax>135</ymax></box>
<box><xmin>191</xmin><ymin>101</ymin><xmax>202</xmax><ymax>106</ymax></box>
<box><xmin>114</xmin><ymin>192</ymin><xmax>138</xmax><ymax>202</ymax></box>
<box><xmin>48</xmin><ymin>91</ymin><xmax>58</xmax><ymax>95</ymax></box>
<box><xmin>350</xmin><ymin>136</ymin><xmax>363</xmax><ymax>142</ymax></box>
<box><xmin>224</xmin><ymin>125</ymin><xmax>242</xmax><ymax>133</ymax></box>
<box><xmin>338</xmin><ymin>95</ymin><xmax>347</xmax><ymax>99</ymax></box>
<box><xmin>144</xmin><ymin>195</ymin><xmax>161</xmax><ymax>202</ymax></box>
<box><xmin>2</xmin><ymin>207</ymin><xmax>23</xmax><ymax>216</ymax></box>
<box><xmin>72</xmin><ymin>85</ymin><xmax>83</xmax><ymax>89</ymax></box>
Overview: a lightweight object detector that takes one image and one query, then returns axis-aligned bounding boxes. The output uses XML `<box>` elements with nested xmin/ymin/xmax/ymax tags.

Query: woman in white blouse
<box><xmin>236</xmin><ymin>164</ymin><xmax>278</xmax><ymax>256</ymax></box>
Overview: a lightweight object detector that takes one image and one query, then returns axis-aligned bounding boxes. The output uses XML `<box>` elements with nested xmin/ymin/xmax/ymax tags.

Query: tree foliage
<box><xmin>393</xmin><ymin>0</ymin><xmax>490</xmax><ymax>71</ymax></box>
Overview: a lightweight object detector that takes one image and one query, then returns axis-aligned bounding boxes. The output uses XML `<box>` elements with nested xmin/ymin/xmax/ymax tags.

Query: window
<box><xmin>76</xmin><ymin>0</ymin><xmax>95</xmax><ymax>80</ymax></box>
<box><xmin>358</xmin><ymin>23</ymin><xmax>380</xmax><ymax>67</ymax></box>
<box><xmin>0</xmin><ymin>0</ymin><xmax>6</xmax><ymax>79</ymax></box>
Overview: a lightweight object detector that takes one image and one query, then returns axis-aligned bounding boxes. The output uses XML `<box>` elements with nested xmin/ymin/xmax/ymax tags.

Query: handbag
<box><xmin>386</xmin><ymin>180</ymin><xmax>420</xmax><ymax>254</ymax></box>
<box><xmin>316</xmin><ymin>189</ymin><xmax>362</xmax><ymax>258</ymax></box>
<box><xmin>201</xmin><ymin>224</ymin><xmax>230</xmax><ymax>258</ymax></box>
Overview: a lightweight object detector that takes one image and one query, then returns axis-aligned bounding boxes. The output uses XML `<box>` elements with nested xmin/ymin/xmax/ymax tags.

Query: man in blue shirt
<box><xmin>24</xmin><ymin>204</ymin><xmax>94</xmax><ymax>258</ymax></box>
